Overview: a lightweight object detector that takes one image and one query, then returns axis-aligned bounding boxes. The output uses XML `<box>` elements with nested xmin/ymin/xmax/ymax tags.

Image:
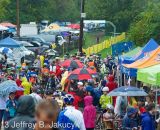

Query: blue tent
<box><xmin>0</xmin><ymin>37</ymin><xmax>22</xmax><ymax>48</ymax></box>
<box><xmin>121</xmin><ymin>38</ymin><xmax>159</xmax><ymax>77</ymax></box>
<box><xmin>123</xmin><ymin>39</ymin><xmax>158</xmax><ymax>64</ymax></box>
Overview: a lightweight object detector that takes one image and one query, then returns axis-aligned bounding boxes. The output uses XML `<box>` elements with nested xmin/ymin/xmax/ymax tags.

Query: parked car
<box><xmin>13</xmin><ymin>36</ymin><xmax>51</xmax><ymax>46</ymax></box>
<box><xmin>20</xmin><ymin>41</ymin><xmax>49</xmax><ymax>54</ymax></box>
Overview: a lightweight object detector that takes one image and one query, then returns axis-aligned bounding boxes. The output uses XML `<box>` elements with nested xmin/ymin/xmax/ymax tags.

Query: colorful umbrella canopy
<box><xmin>0</xmin><ymin>22</ymin><xmax>16</xmax><ymax>27</ymax></box>
<box><xmin>68</xmin><ymin>24</ymin><xmax>80</xmax><ymax>29</ymax></box>
<box><xmin>67</xmin><ymin>68</ymin><xmax>97</xmax><ymax>80</ymax></box>
<box><xmin>0</xmin><ymin>47</ymin><xmax>12</xmax><ymax>54</ymax></box>
<box><xmin>61</xmin><ymin>59</ymin><xmax>84</xmax><ymax>69</ymax></box>
<box><xmin>0</xmin><ymin>80</ymin><xmax>24</xmax><ymax>97</ymax></box>
<box><xmin>108</xmin><ymin>86</ymin><xmax>148</xmax><ymax>96</ymax></box>
<box><xmin>0</xmin><ymin>25</ymin><xmax>8</xmax><ymax>31</ymax></box>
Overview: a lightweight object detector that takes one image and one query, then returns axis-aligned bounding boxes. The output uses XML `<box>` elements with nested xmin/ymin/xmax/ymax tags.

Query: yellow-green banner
<box><xmin>83</xmin><ymin>32</ymin><xmax>126</xmax><ymax>56</ymax></box>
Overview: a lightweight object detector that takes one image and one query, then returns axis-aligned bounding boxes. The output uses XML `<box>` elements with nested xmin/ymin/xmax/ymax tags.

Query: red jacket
<box><xmin>15</xmin><ymin>79</ymin><xmax>24</xmax><ymax>99</ymax></box>
<box><xmin>55</xmin><ymin>64</ymin><xmax>62</xmax><ymax>78</ymax></box>
<box><xmin>106</xmin><ymin>75</ymin><xmax>117</xmax><ymax>106</ymax></box>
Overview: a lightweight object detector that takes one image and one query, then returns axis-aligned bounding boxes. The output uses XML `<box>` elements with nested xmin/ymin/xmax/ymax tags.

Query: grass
<box><xmin>83</xmin><ymin>31</ymin><xmax>109</xmax><ymax>48</ymax></box>
<box><xmin>99</xmin><ymin>47</ymin><xmax>112</xmax><ymax>58</ymax></box>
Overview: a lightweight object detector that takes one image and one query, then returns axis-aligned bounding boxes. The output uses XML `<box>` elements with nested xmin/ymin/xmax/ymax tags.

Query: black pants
<box><xmin>86</xmin><ymin>128</ymin><xmax>94</xmax><ymax>130</ymax></box>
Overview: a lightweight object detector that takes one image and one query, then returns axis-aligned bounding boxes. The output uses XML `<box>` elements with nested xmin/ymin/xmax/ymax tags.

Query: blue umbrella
<box><xmin>108</xmin><ymin>86</ymin><xmax>148</xmax><ymax>96</ymax></box>
<box><xmin>0</xmin><ymin>80</ymin><xmax>24</xmax><ymax>97</ymax></box>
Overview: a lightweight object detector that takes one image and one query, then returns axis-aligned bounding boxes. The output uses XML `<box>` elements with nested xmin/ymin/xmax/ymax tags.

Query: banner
<box><xmin>83</xmin><ymin>32</ymin><xmax>126</xmax><ymax>56</ymax></box>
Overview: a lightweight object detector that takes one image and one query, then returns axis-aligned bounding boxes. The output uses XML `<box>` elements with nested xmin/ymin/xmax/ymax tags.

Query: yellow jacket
<box><xmin>21</xmin><ymin>77</ymin><xmax>32</xmax><ymax>95</ymax></box>
<box><xmin>100</xmin><ymin>94</ymin><xmax>112</xmax><ymax>109</ymax></box>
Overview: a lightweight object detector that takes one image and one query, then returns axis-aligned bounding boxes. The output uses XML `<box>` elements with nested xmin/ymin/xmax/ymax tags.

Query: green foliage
<box><xmin>128</xmin><ymin>1</ymin><xmax>160</xmax><ymax>45</ymax></box>
<box><xmin>0</xmin><ymin>0</ymin><xmax>11</xmax><ymax>21</ymax></box>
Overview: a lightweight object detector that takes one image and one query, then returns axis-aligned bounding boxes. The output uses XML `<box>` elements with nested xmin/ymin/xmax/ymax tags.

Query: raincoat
<box><xmin>83</xmin><ymin>96</ymin><xmax>96</xmax><ymax>129</ymax></box>
<box><xmin>5</xmin><ymin>96</ymin><xmax>35</xmax><ymax>130</ymax></box>
<box><xmin>141</xmin><ymin>112</ymin><xmax>156</xmax><ymax>130</ymax></box>
<box><xmin>106</xmin><ymin>75</ymin><xmax>117</xmax><ymax>105</ymax></box>
<box><xmin>100</xmin><ymin>94</ymin><xmax>112</xmax><ymax>109</ymax></box>
<box><xmin>21</xmin><ymin>77</ymin><xmax>32</xmax><ymax>95</ymax></box>
<box><xmin>122</xmin><ymin>107</ymin><xmax>139</xmax><ymax>130</ymax></box>
<box><xmin>114</xmin><ymin>96</ymin><xmax>128</xmax><ymax>117</ymax></box>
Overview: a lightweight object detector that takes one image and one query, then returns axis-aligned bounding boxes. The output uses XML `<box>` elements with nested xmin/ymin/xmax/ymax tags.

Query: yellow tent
<box><xmin>42</xmin><ymin>24</ymin><xmax>60</xmax><ymax>32</ymax></box>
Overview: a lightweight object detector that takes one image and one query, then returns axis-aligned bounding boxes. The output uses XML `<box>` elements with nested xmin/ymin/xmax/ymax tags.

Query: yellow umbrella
<box><xmin>43</xmin><ymin>24</ymin><xmax>60</xmax><ymax>32</ymax></box>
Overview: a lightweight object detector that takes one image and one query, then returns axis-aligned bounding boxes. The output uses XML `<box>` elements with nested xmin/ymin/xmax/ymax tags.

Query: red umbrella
<box><xmin>61</xmin><ymin>59</ymin><xmax>84</xmax><ymax>68</ymax></box>
<box><xmin>68</xmin><ymin>24</ymin><xmax>80</xmax><ymax>29</ymax></box>
<box><xmin>67</xmin><ymin>68</ymin><xmax>97</xmax><ymax>80</ymax></box>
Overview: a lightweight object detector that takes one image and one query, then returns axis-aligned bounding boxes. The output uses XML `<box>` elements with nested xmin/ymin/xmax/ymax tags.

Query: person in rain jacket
<box><xmin>106</xmin><ymin>75</ymin><xmax>117</xmax><ymax>106</ymax></box>
<box><xmin>5</xmin><ymin>95</ymin><xmax>36</xmax><ymax>130</ymax></box>
<box><xmin>100</xmin><ymin>87</ymin><xmax>112</xmax><ymax>109</ymax></box>
<box><xmin>21</xmin><ymin>77</ymin><xmax>32</xmax><ymax>95</ymax></box>
<box><xmin>114</xmin><ymin>96</ymin><xmax>128</xmax><ymax>118</ymax></box>
<box><xmin>5</xmin><ymin>92</ymin><xmax>18</xmax><ymax>121</ymax></box>
<box><xmin>83</xmin><ymin>96</ymin><xmax>96</xmax><ymax>130</ymax></box>
<box><xmin>122</xmin><ymin>107</ymin><xmax>139</xmax><ymax>130</ymax></box>
<box><xmin>141</xmin><ymin>103</ymin><xmax>156</xmax><ymax>130</ymax></box>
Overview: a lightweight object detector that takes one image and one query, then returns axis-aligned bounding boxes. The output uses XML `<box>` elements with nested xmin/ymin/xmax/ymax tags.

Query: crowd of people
<box><xmin>0</xmin><ymin>52</ymin><xmax>159</xmax><ymax>130</ymax></box>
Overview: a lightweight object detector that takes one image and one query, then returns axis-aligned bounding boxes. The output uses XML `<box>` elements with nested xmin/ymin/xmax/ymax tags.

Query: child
<box><xmin>5</xmin><ymin>92</ymin><xmax>18</xmax><ymax>121</ymax></box>
<box><xmin>100</xmin><ymin>87</ymin><xmax>112</xmax><ymax>109</ymax></box>
<box><xmin>83</xmin><ymin>96</ymin><xmax>96</xmax><ymax>130</ymax></box>
<box><xmin>103</xmin><ymin>104</ymin><xmax>114</xmax><ymax>130</ymax></box>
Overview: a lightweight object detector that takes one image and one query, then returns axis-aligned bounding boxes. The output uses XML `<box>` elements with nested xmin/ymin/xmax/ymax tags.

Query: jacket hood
<box><xmin>108</xmin><ymin>75</ymin><xmax>114</xmax><ymax>82</ymax></box>
<box><xmin>84</xmin><ymin>96</ymin><xmax>93</xmax><ymax>106</ymax></box>
<box><xmin>21</xmin><ymin>77</ymin><xmax>27</xmax><ymax>82</ymax></box>
<box><xmin>17</xmin><ymin>95</ymin><xmax>35</xmax><ymax>117</ymax></box>
<box><xmin>141</xmin><ymin>112</ymin><xmax>149</xmax><ymax>119</ymax></box>
<box><xmin>127</xmin><ymin>107</ymin><xmax>138</xmax><ymax>116</ymax></box>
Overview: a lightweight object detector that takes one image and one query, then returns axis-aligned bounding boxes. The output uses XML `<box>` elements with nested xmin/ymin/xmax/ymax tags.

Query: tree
<box><xmin>0</xmin><ymin>0</ymin><xmax>11</xmax><ymax>21</ymax></box>
<box><xmin>128</xmin><ymin>1</ymin><xmax>160</xmax><ymax>45</ymax></box>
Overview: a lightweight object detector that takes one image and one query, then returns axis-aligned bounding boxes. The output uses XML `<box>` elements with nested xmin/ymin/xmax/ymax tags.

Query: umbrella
<box><xmin>108</xmin><ymin>86</ymin><xmax>148</xmax><ymax>96</ymax></box>
<box><xmin>0</xmin><ymin>47</ymin><xmax>12</xmax><ymax>54</ymax></box>
<box><xmin>0</xmin><ymin>80</ymin><xmax>24</xmax><ymax>97</ymax></box>
<box><xmin>67</xmin><ymin>68</ymin><xmax>97</xmax><ymax>80</ymax></box>
<box><xmin>46</xmin><ymin>49</ymin><xmax>57</xmax><ymax>56</ymax></box>
<box><xmin>0</xmin><ymin>25</ymin><xmax>8</xmax><ymax>31</ymax></box>
<box><xmin>0</xmin><ymin>22</ymin><xmax>16</xmax><ymax>27</ymax></box>
<box><xmin>61</xmin><ymin>59</ymin><xmax>84</xmax><ymax>69</ymax></box>
<box><xmin>68</xmin><ymin>24</ymin><xmax>80</xmax><ymax>29</ymax></box>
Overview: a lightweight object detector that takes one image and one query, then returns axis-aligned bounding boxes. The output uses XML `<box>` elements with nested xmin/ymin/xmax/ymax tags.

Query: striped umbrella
<box><xmin>61</xmin><ymin>59</ymin><xmax>84</xmax><ymax>69</ymax></box>
<box><xmin>67</xmin><ymin>68</ymin><xmax>97</xmax><ymax>80</ymax></box>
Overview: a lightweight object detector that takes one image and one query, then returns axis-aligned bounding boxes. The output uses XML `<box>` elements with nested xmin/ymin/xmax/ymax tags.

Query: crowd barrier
<box><xmin>83</xmin><ymin>32</ymin><xmax>126</xmax><ymax>56</ymax></box>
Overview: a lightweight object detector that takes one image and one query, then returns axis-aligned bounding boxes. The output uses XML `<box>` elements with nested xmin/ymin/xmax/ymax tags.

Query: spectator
<box><xmin>83</xmin><ymin>96</ymin><xmax>96</xmax><ymax>130</ymax></box>
<box><xmin>106</xmin><ymin>75</ymin><xmax>117</xmax><ymax>106</ymax></box>
<box><xmin>100</xmin><ymin>87</ymin><xmax>112</xmax><ymax>109</ymax></box>
<box><xmin>122</xmin><ymin>107</ymin><xmax>139</xmax><ymax>130</ymax></box>
<box><xmin>141</xmin><ymin>103</ymin><xmax>156</xmax><ymax>130</ymax></box>
<box><xmin>5</xmin><ymin>92</ymin><xmax>18</xmax><ymax>121</ymax></box>
<box><xmin>21</xmin><ymin>77</ymin><xmax>32</xmax><ymax>95</ymax></box>
<box><xmin>5</xmin><ymin>95</ymin><xmax>36</xmax><ymax>130</ymax></box>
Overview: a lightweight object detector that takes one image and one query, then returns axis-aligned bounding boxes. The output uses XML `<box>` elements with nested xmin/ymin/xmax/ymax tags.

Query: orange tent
<box><xmin>123</xmin><ymin>47</ymin><xmax>160</xmax><ymax>69</ymax></box>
